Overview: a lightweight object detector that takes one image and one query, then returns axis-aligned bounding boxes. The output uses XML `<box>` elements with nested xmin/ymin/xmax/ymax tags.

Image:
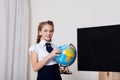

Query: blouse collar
<box><xmin>39</xmin><ymin>39</ymin><xmax>52</xmax><ymax>47</ymax></box>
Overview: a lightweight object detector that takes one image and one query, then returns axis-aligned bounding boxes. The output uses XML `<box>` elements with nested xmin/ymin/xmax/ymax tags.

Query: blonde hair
<box><xmin>36</xmin><ymin>20</ymin><xmax>54</xmax><ymax>43</ymax></box>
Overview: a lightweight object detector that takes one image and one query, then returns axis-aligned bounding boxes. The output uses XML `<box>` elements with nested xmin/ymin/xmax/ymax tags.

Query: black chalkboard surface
<box><xmin>77</xmin><ymin>24</ymin><xmax>120</xmax><ymax>72</ymax></box>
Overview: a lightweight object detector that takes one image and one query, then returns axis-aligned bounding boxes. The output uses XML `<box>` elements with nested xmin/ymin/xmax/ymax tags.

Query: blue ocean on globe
<box><xmin>55</xmin><ymin>44</ymin><xmax>76</xmax><ymax>67</ymax></box>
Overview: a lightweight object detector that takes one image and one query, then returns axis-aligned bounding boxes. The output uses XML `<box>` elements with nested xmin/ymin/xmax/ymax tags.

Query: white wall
<box><xmin>29</xmin><ymin>0</ymin><xmax>120</xmax><ymax>80</ymax></box>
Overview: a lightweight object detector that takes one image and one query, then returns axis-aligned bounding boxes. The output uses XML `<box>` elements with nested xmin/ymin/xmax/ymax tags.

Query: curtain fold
<box><xmin>0</xmin><ymin>0</ymin><xmax>29</xmax><ymax>80</ymax></box>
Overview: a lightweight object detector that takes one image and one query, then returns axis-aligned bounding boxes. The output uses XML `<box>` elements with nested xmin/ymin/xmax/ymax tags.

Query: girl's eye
<box><xmin>44</xmin><ymin>29</ymin><xmax>53</xmax><ymax>32</ymax></box>
<box><xmin>50</xmin><ymin>30</ymin><xmax>53</xmax><ymax>32</ymax></box>
<box><xmin>44</xmin><ymin>29</ymin><xmax>48</xmax><ymax>32</ymax></box>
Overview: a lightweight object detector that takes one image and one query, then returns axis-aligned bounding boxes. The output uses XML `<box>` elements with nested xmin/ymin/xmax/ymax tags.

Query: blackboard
<box><xmin>77</xmin><ymin>24</ymin><xmax>120</xmax><ymax>72</ymax></box>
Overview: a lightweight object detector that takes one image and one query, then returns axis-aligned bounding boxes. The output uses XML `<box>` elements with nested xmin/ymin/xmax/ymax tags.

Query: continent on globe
<box><xmin>63</xmin><ymin>47</ymin><xmax>74</xmax><ymax>62</ymax></box>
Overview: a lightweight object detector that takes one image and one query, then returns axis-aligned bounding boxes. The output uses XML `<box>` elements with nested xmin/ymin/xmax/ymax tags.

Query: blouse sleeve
<box><xmin>29</xmin><ymin>45</ymin><xmax>38</xmax><ymax>55</ymax></box>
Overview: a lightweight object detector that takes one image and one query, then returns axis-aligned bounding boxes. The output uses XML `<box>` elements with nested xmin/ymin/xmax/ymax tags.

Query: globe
<box><xmin>55</xmin><ymin>44</ymin><xmax>76</xmax><ymax>67</ymax></box>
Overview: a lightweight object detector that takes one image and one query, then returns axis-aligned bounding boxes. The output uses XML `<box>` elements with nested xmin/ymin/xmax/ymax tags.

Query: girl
<box><xmin>29</xmin><ymin>20</ymin><xmax>62</xmax><ymax>80</ymax></box>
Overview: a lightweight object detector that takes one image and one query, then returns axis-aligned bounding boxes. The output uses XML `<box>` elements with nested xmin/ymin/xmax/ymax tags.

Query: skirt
<box><xmin>37</xmin><ymin>64</ymin><xmax>62</xmax><ymax>80</ymax></box>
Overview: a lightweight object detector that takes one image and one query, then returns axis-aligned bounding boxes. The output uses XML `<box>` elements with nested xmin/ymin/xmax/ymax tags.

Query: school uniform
<box><xmin>29</xmin><ymin>40</ymin><xmax>62</xmax><ymax>80</ymax></box>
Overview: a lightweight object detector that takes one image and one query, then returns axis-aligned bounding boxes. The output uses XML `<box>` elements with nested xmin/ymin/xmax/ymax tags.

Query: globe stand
<box><xmin>59</xmin><ymin>64</ymin><xmax>72</xmax><ymax>74</ymax></box>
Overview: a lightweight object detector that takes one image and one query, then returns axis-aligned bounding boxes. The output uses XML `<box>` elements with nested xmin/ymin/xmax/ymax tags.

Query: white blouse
<box><xmin>29</xmin><ymin>40</ymin><xmax>58</xmax><ymax>65</ymax></box>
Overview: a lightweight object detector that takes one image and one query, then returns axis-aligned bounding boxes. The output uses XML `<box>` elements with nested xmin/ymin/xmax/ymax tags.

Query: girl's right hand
<box><xmin>49</xmin><ymin>48</ymin><xmax>60</xmax><ymax>58</ymax></box>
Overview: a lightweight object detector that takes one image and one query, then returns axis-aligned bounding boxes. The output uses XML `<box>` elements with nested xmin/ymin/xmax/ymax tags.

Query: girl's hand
<box><xmin>49</xmin><ymin>48</ymin><xmax>60</xmax><ymax>58</ymax></box>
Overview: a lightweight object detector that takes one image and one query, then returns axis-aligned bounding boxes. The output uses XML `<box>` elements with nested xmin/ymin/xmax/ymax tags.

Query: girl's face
<box><xmin>39</xmin><ymin>24</ymin><xmax>54</xmax><ymax>42</ymax></box>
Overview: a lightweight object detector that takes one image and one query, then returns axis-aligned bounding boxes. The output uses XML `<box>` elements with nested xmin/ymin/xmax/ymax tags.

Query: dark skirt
<box><xmin>37</xmin><ymin>64</ymin><xmax>62</xmax><ymax>80</ymax></box>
